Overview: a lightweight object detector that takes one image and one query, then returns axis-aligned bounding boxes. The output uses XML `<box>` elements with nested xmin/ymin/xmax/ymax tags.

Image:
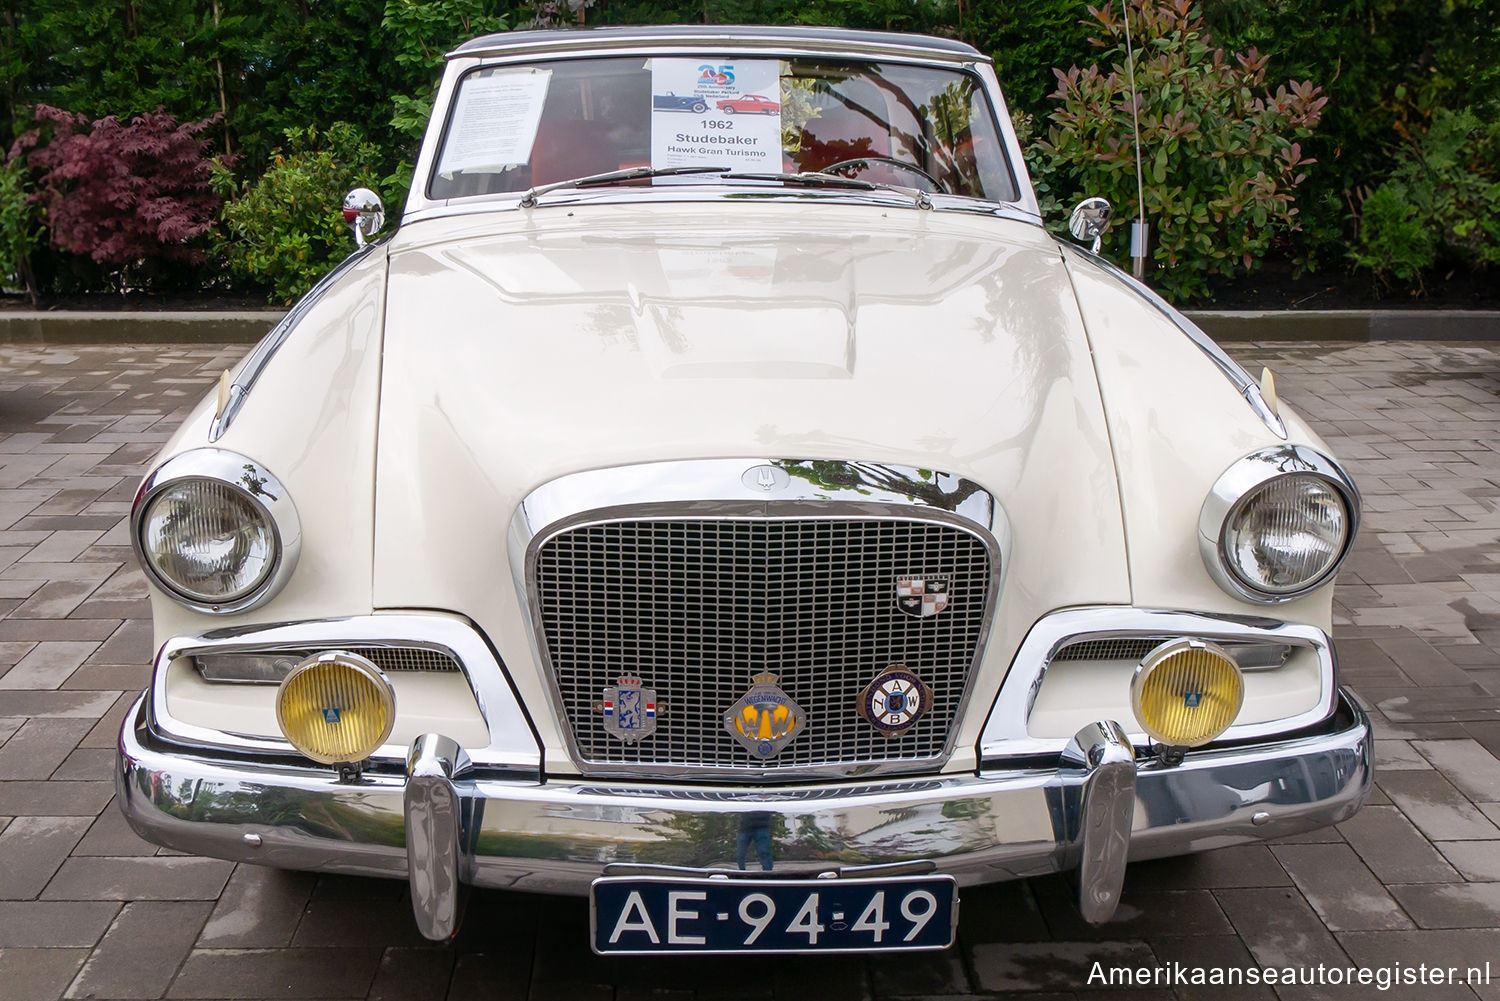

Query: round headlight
<box><xmin>141</xmin><ymin>479</ymin><xmax>275</xmax><ymax>602</ymax></box>
<box><xmin>1199</xmin><ymin>446</ymin><xmax>1359</xmax><ymax>603</ymax></box>
<box><xmin>1131</xmin><ymin>639</ymin><xmax>1244</xmax><ymax>748</ymax></box>
<box><xmin>1224</xmin><ymin>476</ymin><xmax>1347</xmax><ymax>595</ymax></box>
<box><xmin>132</xmin><ymin>450</ymin><xmax>300</xmax><ymax>613</ymax></box>
<box><xmin>275</xmin><ymin>652</ymin><xmax>395</xmax><ymax>765</ymax></box>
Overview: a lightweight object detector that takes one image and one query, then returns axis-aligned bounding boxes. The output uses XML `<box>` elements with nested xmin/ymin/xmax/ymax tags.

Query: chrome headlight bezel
<box><xmin>1198</xmin><ymin>445</ymin><xmax>1360</xmax><ymax>604</ymax></box>
<box><xmin>131</xmin><ymin>449</ymin><xmax>302</xmax><ymax>614</ymax></box>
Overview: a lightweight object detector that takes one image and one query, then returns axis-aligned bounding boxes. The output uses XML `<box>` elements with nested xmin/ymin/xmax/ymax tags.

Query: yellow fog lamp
<box><xmin>275</xmin><ymin>652</ymin><xmax>395</xmax><ymax>770</ymax></box>
<box><xmin>1131</xmin><ymin>639</ymin><xmax>1244</xmax><ymax>756</ymax></box>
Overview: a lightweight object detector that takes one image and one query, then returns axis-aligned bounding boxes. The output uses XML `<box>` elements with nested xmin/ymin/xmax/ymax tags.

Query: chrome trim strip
<box><xmin>117</xmin><ymin>689</ymin><xmax>1372</xmax><ymax>896</ymax></box>
<box><xmin>131</xmin><ymin>449</ymin><xmax>302</xmax><ymax>615</ymax></box>
<box><xmin>1059</xmin><ymin>242</ymin><xmax>1287</xmax><ymax>439</ymax></box>
<box><xmin>450</xmin><ymin>27</ymin><xmax>986</xmax><ymax>66</ymax></box>
<box><xmin>978</xmin><ymin>607</ymin><xmax>1339</xmax><ymax>760</ymax></box>
<box><xmin>1198</xmin><ymin>444</ymin><xmax>1363</xmax><ymax>604</ymax></box>
<box><xmin>209</xmin><ymin>245</ymin><xmax>375</xmax><ymax>442</ymax></box>
<box><xmin>148</xmin><ymin>614</ymin><xmax>541</xmax><ymax>773</ymax></box>
<box><xmin>507</xmin><ymin>458</ymin><xmax>1009</xmax><ymax>780</ymax></box>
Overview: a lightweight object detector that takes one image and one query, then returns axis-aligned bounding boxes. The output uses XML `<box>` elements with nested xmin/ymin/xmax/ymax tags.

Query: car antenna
<box><xmin>1121</xmin><ymin>0</ymin><xmax>1150</xmax><ymax>280</ymax></box>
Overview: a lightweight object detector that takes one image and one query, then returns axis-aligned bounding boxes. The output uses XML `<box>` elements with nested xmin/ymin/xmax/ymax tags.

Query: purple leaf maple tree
<box><xmin>10</xmin><ymin>105</ymin><xmax>229</xmax><ymax>267</ymax></box>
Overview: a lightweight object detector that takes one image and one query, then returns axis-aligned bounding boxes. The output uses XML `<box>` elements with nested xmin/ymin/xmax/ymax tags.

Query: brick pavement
<box><xmin>0</xmin><ymin>340</ymin><xmax>1498</xmax><ymax>1000</ymax></box>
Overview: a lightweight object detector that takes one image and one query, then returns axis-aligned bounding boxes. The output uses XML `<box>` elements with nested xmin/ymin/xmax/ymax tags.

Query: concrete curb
<box><xmin>3</xmin><ymin>308</ymin><xmax>1499</xmax><ymax>344</ymax></box>
<box><xmin>0</xmin><ymin>310</ymin><xmax>284</xmax><ymax>344</ymax></box>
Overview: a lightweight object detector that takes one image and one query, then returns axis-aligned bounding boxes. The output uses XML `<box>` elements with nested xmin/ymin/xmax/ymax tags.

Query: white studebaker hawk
<box><xmin>118</xmin><ymin>25</ymin><xmax>1372</xmax><ymax>954</ymax></box>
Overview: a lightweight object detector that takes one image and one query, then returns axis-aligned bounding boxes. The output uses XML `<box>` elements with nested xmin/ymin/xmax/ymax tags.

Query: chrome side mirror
<box><xmin>1068</xmin><ymin>197</ymin><xmax>1112</xmax><ymax>254</ymax></box>
<box><xmin>342</xmin><ymin>188</ymin><xmax>385</xmax><ymax>248</ymax></box>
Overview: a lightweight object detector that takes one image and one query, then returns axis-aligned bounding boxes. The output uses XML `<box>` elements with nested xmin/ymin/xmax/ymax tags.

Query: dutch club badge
<box><xmin>602</xmin><ymin>677</ymin><xmax>657</xmax><ymax>743</ymax></box>
<box><xmin>859</xmin><ymin>665</ymin><xmax>932</xmax><ymax>737</ymax></box>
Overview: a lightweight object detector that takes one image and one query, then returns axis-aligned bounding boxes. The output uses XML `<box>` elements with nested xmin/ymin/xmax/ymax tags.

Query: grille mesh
<box><xmin>350</xmin><ymin>647</ymin><xmax>460</xmax><ymax>673</ymax></box>
<box><xmin>533</xmin><ymin>518</ymin><xmax>993</xmax><ymax>778</ymax></box>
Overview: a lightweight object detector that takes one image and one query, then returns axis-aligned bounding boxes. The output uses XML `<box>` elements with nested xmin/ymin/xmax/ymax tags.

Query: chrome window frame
<box><xmin>147</xmin><ymin>613</ymin><xmax>541</xmax><ymax>775</ymax></box>
<box><xmin>405</xmin><ymin>34</ymin><xmax>1040</xmax><ymax>223</ymax></box>
<box><xmin>508</xmin><ymin>458</ymin><xmax>1010</xmax><ymax>781</ymax></box>
<box><xmin>978</xmin><ymin>607</ymin><xmax>1339</xmax><ymax>761</ymax></box>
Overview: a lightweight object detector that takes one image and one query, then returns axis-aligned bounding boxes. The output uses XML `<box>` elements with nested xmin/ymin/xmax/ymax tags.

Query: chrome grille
<box><xmin>533</xmin><ymin>517</ymin><xmax>994</xmax><ymax>779</ymax></box>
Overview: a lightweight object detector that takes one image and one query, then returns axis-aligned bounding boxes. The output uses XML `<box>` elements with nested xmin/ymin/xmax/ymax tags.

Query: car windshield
<box><xmin>429</xmin><ymin>55</ymin><xmax>1018</xmax><ymax>203</ymax></box>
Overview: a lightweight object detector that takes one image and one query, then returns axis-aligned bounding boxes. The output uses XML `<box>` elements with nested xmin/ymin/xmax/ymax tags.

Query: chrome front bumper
<box><xmin>118</xmin><ymin>690</ymin><xmax>1372</xmax><ymax>940</ymax></box>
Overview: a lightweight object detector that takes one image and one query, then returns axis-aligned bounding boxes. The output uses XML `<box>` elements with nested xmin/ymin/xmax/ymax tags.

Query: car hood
<box><xmin>371</xmin><ymin>200</ymin><xmax>1130</xmax><ymax>758</ymax></box>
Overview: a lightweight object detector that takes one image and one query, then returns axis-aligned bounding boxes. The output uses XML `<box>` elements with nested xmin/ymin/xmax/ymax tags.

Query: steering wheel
<box><xmin>817</xmin><ymin>157</ymin><xmax>945</xmax><ymax>193</ymax></box>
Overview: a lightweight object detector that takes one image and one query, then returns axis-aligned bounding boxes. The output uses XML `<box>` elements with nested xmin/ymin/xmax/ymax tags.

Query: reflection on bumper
<box><xmin>118</xmin><ymin>689</ymin><xmax>1372</xmax><ymax>936</ymax></box>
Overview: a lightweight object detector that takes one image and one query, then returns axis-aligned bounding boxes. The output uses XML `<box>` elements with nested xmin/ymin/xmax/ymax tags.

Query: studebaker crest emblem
<box><xmin>602</xmin><ymin>677</ymin><xmax>657</xmax><ymax>742</ymax></box>
<box><xmin>724</xmin><ymin>672</ymin><xmax>804</xmax><ymax>759</ymax></box>
<box><xmin>858</xmin><ymin>666</ymin><xmax>932</xmax><ymax>737</ymax></box>
<box><xmin>896</xmin><ymin>576</ymin><xmax>950</xmax><ymax>617</ymax></box>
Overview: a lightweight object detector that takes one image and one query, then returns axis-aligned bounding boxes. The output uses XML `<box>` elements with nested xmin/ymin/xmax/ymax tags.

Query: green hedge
<box><xmin>2</xmin><ymin>0</ymin><xmax>1497</xmax><ymax>302</ymax></box>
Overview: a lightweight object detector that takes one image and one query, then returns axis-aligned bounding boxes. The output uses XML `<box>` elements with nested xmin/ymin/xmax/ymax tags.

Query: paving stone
<box><xmin>367</xmin><ymin>947</ymin><xmax>455</xmax><ymax>1001</ymax></box>
<box><xmin>1413</xmin><ymin>739</ymin><xmax>1500</xmax><ymax>802</ymax></box>
<box><xmin>0</xmin><ymin>717</ymin><xmax>91</xmax><ymax>779</ymax></box>
<box><xmin>0</xmin><ymin>689</ymin><xmax>118</xmax><ymax>719</ymax></box>
<box><xmin>951</xmin><ymin>879</ymin><xmax>1050</xmax><ymax>943</ymax></box>
<box><xmin>1216</xmin><ymin>887</ymin><xmax>1353</xmax><ymax>970</ymax></box>
<box><xmin>198</xmin><ymin>865</ymin><xmax>316</xmax><ymax>948</ymax></box>
<box><xmin>0</xmin><ymin>641</ymin><xmax>98</xmax><ymax>691</ymax></box>
<box><xmin>72</xmin><ymin>798</ymin><xmax>157</xmax><ymax>857</ymax></box>
<box><xmin>289</xmin><ymin>886</ymin><xmax>430</xmax><ymax>948</ymax></box>
<box><xmin>65</xmin><ymin>900</ymin><xmax>212</xmax><ymax>999</ymax></box>
<box><xmin>968</xmin><ymin>939</ymin><xmax>1156</xmax><ymax>993</ymax></box>
<box><xmin>165</xmin><ymin>947</ymin><xmax>384</xmax><ymax>998</ymax></box>
<box><xmin>0</xmin><ymin>815</ymin><xmax>91</xmax><ymax>899</ymax></box>
<box><xmin>1337</xmin><ymin>930</ymin><xmax>1500</xmax><ymax>1000</ymax></box>
<box><xmin>49</xmin><ymin>746</ymin><xmax>115</xmax><ymax>780</ymax></box>
<box><xmin>1375</xmin><ymin>737</ymin><xmax>1434</xmax><ymax>770</ymax></box>
<box><xmin>78</xmin><ymin>691</ymin><xmax>136</xmax><ymax>748</ymax></box>
<box><xmin>868</xmin><ymin>947</ymin><xmax>967</xmax><ymax>996</ymax></box>
<box><xmin>1272</xmin><ymin>843</ymin><xmax>1414</xmax><ymax>930</ymax></box>
<box><xmin>1389</xmin><ymin>883</ymin><xmax>1500</xmax><ymax>929</ymax></box>
<box><xmin>0</xmin><ymin>948</ymin><xmax>89</xmax><ymax>1001</ymax></box>
<box><xmin>1145</xmin><ymin>936</ymin><xmax>1275</xmax><ymax>1000</ymax></box>
<box><xmin>1378</xmin><ymin>770</ymin><xmax>1500</xmax><ymax>840</ymax></box>
<box><xmin>1338</xmin><ymin>806</ymin><xmax>1461</xmax><ymax>883</ymax></box>
<box><xmin>0</xmin><ymin>901</ymin><xmax>119</xmax><ymax>947</ymax></box>
<box><xmin>42</xmin><ymin>855</ymin><xmax>234</xmax><ymax>901</ymax></box>
<box><xmin>0</xmin><ymin>780</ymin><xmax>113</xmax><ymax>818</ymax></box>
<box><xmin>446</xmin><ymin>952</ymin><xmax>530</xmax><ymax>1001</ymax></box>
<box><xmin>1032</xmin><ymin>874</ymin><xmax>1233</xmax><ymax>939</ymax></box>
<box><xmin>1126</xmin><ymin>845</ymin><xmax>1292</xmax><ymax>889</ymax></box>
<box><xmin>1436</xmin><ymin>840</ymin><xmax>1500</xmax><ymax>881</ymax></box>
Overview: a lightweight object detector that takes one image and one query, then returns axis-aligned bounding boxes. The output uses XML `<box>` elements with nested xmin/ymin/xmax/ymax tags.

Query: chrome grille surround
<box><xmin>511</xmin><ymin>459</ymin><xmax>1006</xmax><ymax>782</ymax></box>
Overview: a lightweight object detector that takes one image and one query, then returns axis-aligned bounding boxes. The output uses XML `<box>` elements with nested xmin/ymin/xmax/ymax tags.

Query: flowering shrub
<box><xmin>1351</xmin><ymin>109</ymin><xmax>1500</xmax><ymax>291</ymax></box>
<box><xmin>216</xmin><ymin>123</ymin><xmax>385</xmax><ymax>303</ymax></box>
<box><xmin>10</xmin><ymin>106</ymin><xmax>225</xmax><ymax>285</ymax></box>
<box><xmin>1028</xmin><ymin>0</ymin><xmax>1326</xmax><ymax>300</ymax></box>
<box><xmin>0</xmin><ymin>158</ymin><xmax>38</xmax><ymax>302</ymax></box>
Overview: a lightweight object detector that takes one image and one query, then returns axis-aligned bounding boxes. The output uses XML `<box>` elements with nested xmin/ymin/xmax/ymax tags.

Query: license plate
<box><xmin>590</xmin><ymin>874</ymin><xmax>958</xmax><ymax>955</ymax></box>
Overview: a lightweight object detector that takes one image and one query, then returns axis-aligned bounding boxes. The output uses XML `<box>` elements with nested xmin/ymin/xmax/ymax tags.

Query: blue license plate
<box><xmin>590</xmin><ymin>874</ymin><xmax>957</xmax><ymax>955</ymax></box>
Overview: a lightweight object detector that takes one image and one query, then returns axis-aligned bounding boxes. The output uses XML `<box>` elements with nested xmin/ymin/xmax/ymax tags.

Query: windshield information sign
<box><xmin>650</xmin><ymin>59</ymin><xmax>781</xmax><ymax>173</ymax></box>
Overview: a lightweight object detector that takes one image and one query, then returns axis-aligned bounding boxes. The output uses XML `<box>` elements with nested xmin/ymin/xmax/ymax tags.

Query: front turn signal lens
<box><xmin>1131</xmin><ymin>639</ymin><xmax>1244</xmax><ymax>748</ymax></box>
<box><xmin>275</xmin><ymin>652</ymin><xmax>395</xmax><ymax>765</ymax></box>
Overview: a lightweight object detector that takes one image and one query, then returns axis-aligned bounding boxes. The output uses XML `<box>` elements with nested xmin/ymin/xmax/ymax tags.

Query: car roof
<box><xmin>450</xmin><ymin>25</ymin><xmax>985</xmax><ymax>63</ymax></box>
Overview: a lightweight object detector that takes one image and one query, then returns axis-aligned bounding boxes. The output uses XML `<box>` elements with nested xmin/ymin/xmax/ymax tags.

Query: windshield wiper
<box><xmin>720</xmin><ymin>171</ymin><xmax>933</xmax><ymax>210</ymax></box>
<box><xmin>518</xmin><ymin>165</ymin><xmax>729</xmax><ymax>207</ymax></box>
